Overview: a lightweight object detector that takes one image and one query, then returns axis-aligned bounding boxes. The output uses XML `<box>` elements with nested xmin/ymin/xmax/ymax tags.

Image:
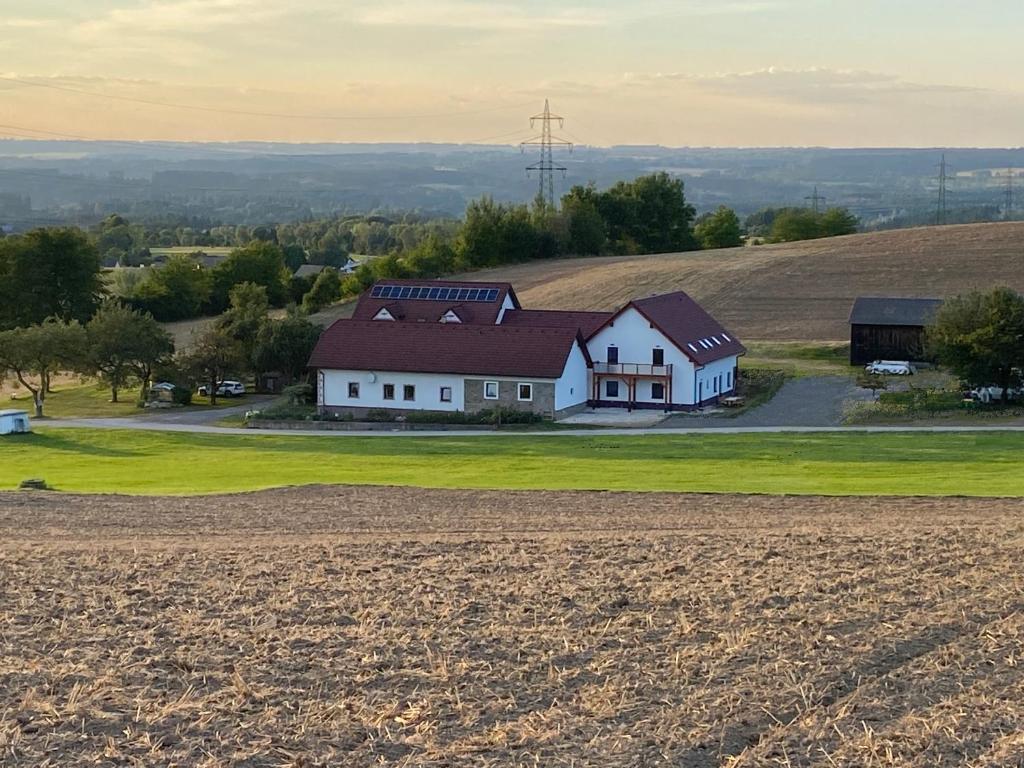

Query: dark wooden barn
<box><xmin>848</xmin><ymin>297</ymin><xmax>943</xmax><ymax>365</ymax></box>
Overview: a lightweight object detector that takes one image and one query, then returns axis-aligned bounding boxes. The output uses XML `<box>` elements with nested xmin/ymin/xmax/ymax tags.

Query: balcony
<box><xmin>592</xmin><ymin>362</ymin><xmax>672</xmax><ymax>377</ymax></box>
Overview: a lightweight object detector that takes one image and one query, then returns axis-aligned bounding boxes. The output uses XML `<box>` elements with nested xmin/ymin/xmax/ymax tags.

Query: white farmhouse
<box><xmin>308</xmin><ymin>279</ymin><xmax>744</xmax><ymax>419</ymax></box>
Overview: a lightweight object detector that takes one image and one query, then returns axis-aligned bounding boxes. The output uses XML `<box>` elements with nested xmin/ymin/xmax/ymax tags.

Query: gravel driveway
<box><xmin>671</xmin><ymin>375</ymin><xmax>874</xmax><ymax>428</ymax></box>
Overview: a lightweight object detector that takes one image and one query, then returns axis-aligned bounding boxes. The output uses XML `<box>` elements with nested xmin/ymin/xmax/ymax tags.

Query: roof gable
<box><xmin>589</xmin><ymin>292</ymin><xmax>746</xmax><ymax>365</ymax></box>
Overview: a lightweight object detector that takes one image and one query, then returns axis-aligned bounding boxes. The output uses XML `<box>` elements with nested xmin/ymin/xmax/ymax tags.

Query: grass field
<box><xmin>6</xmin><ymin>382</ymin><xmax>242</xmax><ymax>419</ymax></box>
<box><xmin>312</xmin><ymin>222</ymin><xmax>1024</xmax><ymax>341</ymax></box>
<box><xmin>2</xmin><ymin>428</ymin><xmax>1021</xmax><ymax>496</ymax></box>
<box><xmin>3</xmin><ymin>486</ymin><xmax>1023</xmax><ymax>766</ymax></box>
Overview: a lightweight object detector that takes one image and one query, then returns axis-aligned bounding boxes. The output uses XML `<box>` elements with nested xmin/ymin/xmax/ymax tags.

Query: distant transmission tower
<box><xmin>804</xmin><ymin>186</ymin><xmax>827</xmax><ymax>213</ymax></box>
<box><xmin>936</xmin><ymin>153</ymin><xmax>949</xmax><ymax>225</ymax></box>
<box><xmin>1005</xmin><ymin>168</ymin><xmax>1015</xmax><ymax>220</ymax></box>
<box><xmin>520</xmin><ymin>100</ymin><xmax>573</xmax><ymax>207</ymax></box>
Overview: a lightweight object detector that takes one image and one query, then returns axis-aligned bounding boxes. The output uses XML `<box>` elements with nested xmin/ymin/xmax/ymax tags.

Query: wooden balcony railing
<box><xmin>592</xmin><ymin>363</ymin><xmax>672</xmax><ymax>377</ymax></box>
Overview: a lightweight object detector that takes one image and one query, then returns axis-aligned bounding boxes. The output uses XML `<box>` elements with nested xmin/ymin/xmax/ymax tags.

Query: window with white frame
<box><xmin>517</xmin><ymin>383</ymin><xmax>533</xmax><ymax>401</ymax></box>
<box><xmin>440</xmin><ymin>386</ymin><xmax>452</xmax><ymax>402</ymax></box>
<box><xmin>348</xmin><ymin>382</ymin><xmax>360</xmax><ymax>398</ymax></box>
<box><xmin>606</xmin><ymin>380</ymin><xmax>619</xmax><ymax>398</ymax></box>
<box><xmin>484</xmin><ymin>381</ymin><xmax>499</xmax><ymax>399</ymax></box>
<box><xmin>403</xmin><ymin>384</ymin><xmax>416</xmax><ymax>401</ymax></box>
<box><xmin>382</xmin><ymin>383</ymin><xmax>395</xmax><ymax>400</ymax></box>
<box><xmin>651</xmin><ymin>382</ymin><xmax>665</xmax><ymax>400</ymax></box>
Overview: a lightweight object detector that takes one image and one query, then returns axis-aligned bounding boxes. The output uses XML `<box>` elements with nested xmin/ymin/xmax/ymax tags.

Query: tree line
<box><xmin>0</xmin><ymin>229</ymin><xmax>320</xmax><ymax>415</ymax></box>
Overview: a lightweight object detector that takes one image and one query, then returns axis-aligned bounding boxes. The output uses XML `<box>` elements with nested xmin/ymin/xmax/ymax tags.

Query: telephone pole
<box><xmin>804</xmin><ymin>186</ymin><xmax>826</xmax><ymax>213</ymax></box>
<box><xmin>1005</xmin><ymin>168</ymin><xmax>1015</xmax><ymax>220</ymax></box>
<box><xmin>520</xmin><ymin>100</ymin><xmax>573</xmax><ymax>207</ymax></box>
<box><xmin>936</xmin><ymin>154</ymin><xmax>949</xmax><ymax>225</ymax></box>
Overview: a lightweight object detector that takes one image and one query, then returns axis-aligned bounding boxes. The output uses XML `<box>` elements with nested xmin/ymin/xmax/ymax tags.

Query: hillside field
<box><xmin>3</xmin><ymin>486</ymin><xmax>1023</xmax><ymax>767</ymax></box>
<box><xmin>1</xmin><ymin>428</ymin><xmax>1022</xmax><ymax>496</ymax></box>
<box><xmin>313</xmin><ymin>222</ymin><xmax>1024</xmax><ymax>341</ymax></box>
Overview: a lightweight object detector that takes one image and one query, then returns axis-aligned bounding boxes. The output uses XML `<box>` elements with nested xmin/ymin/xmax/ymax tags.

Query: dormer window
<box><xmin>439</xmin><ymin>309</ymin><xmax>462</xmax><ymax>324</ymax></box>
<box><xmin>373</xmin><ymin>308</ymin><xmax>395</xmax><ymax>321</ymax></box>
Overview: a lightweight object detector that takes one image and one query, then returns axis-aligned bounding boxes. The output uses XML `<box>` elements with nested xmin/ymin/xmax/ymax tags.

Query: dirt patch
<box><xmin>2</xmin><ymin>486</ymin><xmax>1023</xmax><ymax>766</ymax></box>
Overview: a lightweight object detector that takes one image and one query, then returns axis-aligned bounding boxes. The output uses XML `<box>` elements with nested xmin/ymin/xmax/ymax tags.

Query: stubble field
<box><xmin>2</xmin><ymin>486</ymin><xmax>1024</xmax><ymax>767</ymax></box>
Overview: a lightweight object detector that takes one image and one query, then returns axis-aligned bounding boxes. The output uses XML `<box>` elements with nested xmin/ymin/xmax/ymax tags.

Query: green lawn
<box><xmin>10</xmin><ymin>382</ymin><xmax>250</xmax><ymax>419</ymax></box>
<box><xmin>1</xmin><ymin>428</ymin><xmax>1021</xmax><ymax>496</ymax></box>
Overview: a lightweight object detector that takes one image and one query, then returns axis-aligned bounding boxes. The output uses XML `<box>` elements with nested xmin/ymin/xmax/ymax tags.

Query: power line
<box><xmin>936</xmin><ymin>153</ymin><xmax>949</xmax><ymax>225</ymax></box>
<box><xmin>804</xmin><ymin>186</ymin><xmax>826</xmax><ymax>213</ymax></box>
<box><xmin>0</xmin><ymin>75</ymin><xmax>536</xmax><ymax>122</ymax></box>
<box><xmin>1005</xmin><ymin>167</ymin><xmax>1014</xmax><ymax>219</ymax></box>
<box><xmin>520</xmin><ymin>100</ymin><xmax>573</xmax><ymax>207</ymax></box>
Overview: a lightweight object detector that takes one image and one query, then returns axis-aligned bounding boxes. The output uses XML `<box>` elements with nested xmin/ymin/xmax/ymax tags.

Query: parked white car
<box><xmin>967</xmin><ymin>386</ymin><xmax>1022</xmax><ymax>403</ymax></box>
<box><xmin>198</xmin><ymin>380</ymin><xmax>246</xmax><ymax>397</ymax></box>
<box><xmin>865</xmin><ymin>360</ymin><xmax>914</xmax><ymax>375</ymax></box>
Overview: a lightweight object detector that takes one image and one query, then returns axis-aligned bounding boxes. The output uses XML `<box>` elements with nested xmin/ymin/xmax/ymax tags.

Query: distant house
<box><xmin>848</xmin><ymin>297</ymin><xmax>943</xmax><ymax>365</ymax></box>
<box><xmin>308</xmin><ymin>279</ymin><xmax>745</xmax><ymax>419</ymax></box>
<box><xmin>294</xmin><ymin>259</ymin><xmax>357</xmax><ymax>279</ymax></box>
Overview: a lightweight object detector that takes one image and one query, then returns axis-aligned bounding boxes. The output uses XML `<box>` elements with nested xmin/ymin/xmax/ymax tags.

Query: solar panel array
<box><xmin>370</xmin><ymin>285</ymin><xmax>501</xmax><ymax>302</ymax></box>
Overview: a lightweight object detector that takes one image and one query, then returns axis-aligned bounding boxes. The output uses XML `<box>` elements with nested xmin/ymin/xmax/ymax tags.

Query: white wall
<box><xmin>694</xmin><ymin>356</ymin><xmax>738</xmax><ymax>403</ymax></box>
<box><xmin>554</xmin><ymin>341</ymin><xmax>590</xmax><ymax>411</ymax></box>
<box><xmin>496</xmin><ymin>293</ymin><xmax>516</xmax><ymax>324</ymax></box>
<box><xmin>587</xmin><ymin>307</ymin><xmax>695</xmax><ymax>405</ymax></box>
<box><xmin>587</xmin><ymin>307</ymin><xmax>739</xmax><ymax>406</ymax></box>
<box><xmin>322</xmin><ymin>369</ymin><xmax>465</xmax><ymax>411</ymax></box>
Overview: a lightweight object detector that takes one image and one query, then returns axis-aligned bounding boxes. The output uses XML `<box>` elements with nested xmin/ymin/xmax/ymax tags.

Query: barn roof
<box><xmin>294</xmin><ymin>264</ymin><xmax>329</xmax><ymax>278</ymax></box>
<box><xmin>351</xmin><ymin>279</ymin><xmax>519</xmax><ymax>325</ymax></box>
<box><xmin>590</xmin><ymin>291</ymin><xmax>746</xmax><ymax>365</ymax></box>
<box><xmin>308</xmin><ymin>320</ymin><xmax>588</xmax><ymax>378</ymax></box>
<box><xmin>849</xmin><ymin>297</ymin><xmax>943</xmax><ymax>327</ymax></box>
<box><xmin>500</xmin><ymin>309</ymin><xmax>614</xmax><ymax>337</ymax></box>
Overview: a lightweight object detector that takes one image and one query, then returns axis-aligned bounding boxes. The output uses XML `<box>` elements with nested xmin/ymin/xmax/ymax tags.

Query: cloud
<box><xmin>352</xmin><ymin>2</ymin><xmax>607</xmax><ymax>30</ymax></box>
<box><xmin>622</xmin><ymin>67</ymin><xmax>985</xmax><ymax>105</ymax></box>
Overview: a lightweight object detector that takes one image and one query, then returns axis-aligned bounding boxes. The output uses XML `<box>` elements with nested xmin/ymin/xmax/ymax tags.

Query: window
<box><xmin>484</xmin><ymin>381</ymin><xmax>499</xmax><ymax>400</ymax></box>
<box><xmin>651</xmin><ymin>382</ymin><xmax>665</xmax><ymax>400</ymax></box>
<box><xmin>403</xmin><ymin>384</ymin><xmax>416</xmax><ymax>401</ymax></box>
<box><xmin>348</xmin><ymin>382</ymin><xmax>360</xmax><ymax>399</ymax></box>
<box><xmin>440</xmin><ymin>386</ymin><xmax>452</xmax><ymax>403</ymax></box>
<box><xmin>382</xmin><ymin>383</ymin><xmax>395</xmax><ymax>400</ymax></box>
<box><xmin>607</xmin><ymin>346</ymin><xmax>619</xmax><ymax>365</ymax></box>
<box><xmin>606</xmin><ymin>380</ymin><xmax>619</xmax><ymax>398</ymax></box>
<box><xmin>517</xmin><ymin>383</ymin><xmax>533</xmax><ymax>401</ymax></box>
<box><xmin>652</xmin><ymin>348</ymin><xmax>664</xmax><ymax>366</ymax></box>
<box><xmin>726</xmin><ymin>371</ymin><xmax>732</xmax><ymax>389</ymax></box>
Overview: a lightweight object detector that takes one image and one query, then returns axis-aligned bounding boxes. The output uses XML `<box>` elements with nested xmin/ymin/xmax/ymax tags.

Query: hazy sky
<box><xmin>1</xmin><ymin>0</ymin><xmax>1023</xmax><ymax>146</ymax></box>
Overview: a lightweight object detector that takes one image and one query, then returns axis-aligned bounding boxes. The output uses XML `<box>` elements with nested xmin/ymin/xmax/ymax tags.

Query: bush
<box><xmin>365</xmin><ymin>408</ymin><xmax>396</xmax><ymax>422</ymax></box>
<box><xmin>282</xmin><ymin>383</ymin><xmax>313</xmax><ymax>405</ymax></box>
<box><xmin>171</xmin><ymin>386</ymin><xmax>192</xmax><ymax>406</ymax></box>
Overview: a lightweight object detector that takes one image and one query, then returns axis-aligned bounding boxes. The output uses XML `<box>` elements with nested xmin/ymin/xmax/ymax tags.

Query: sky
<box><xmin>1</xmin><ymin>0</ymin><xmax>1023</xmax><ymax>147</ymax></box>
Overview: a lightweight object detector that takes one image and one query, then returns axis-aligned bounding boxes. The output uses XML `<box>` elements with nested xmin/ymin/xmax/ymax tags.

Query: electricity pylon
<box><xmin>520</xmin><ymin>100</ymin><xmax>573</xmax><ymax>207</ymax></box>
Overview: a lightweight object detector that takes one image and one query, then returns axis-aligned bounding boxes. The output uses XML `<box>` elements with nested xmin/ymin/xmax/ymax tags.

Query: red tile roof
<box><xmin>592</xmin><ymin>291</ymin><xmax>746</xmax><ymax>365</ymax></box>
<box><xmin>309</xmin><ymin>320</ymin><xmax>588</xmax><ymax>378</ymax></box>
<box><xmin>501</xmin><ymin>309</ymin><xmax>614</xmax><ymax>337</ymax></box>
<box><xmin>351</xmin><ymin>279</ymin><xmax>519</xmax><ymax>325</ymax></box>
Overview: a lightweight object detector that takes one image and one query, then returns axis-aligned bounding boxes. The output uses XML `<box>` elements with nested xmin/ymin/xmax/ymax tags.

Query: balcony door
<box><xmin>607</xmin><ymin>346</ymin><xmax>619</xmax><ymax>365</ymax></box>
<box><xmin>652</xmin><ymin>348</ymin><xmax>664</xmax><ymax>366</ymax></box>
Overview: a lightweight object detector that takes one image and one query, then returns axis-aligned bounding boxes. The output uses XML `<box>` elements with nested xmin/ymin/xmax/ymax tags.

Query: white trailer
<box><xmin>0</xmin><ymin>410</ymin><xmax>31</xmax><ymax>435</ymax></box>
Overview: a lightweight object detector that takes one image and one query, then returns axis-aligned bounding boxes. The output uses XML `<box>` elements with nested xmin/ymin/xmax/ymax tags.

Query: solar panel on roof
<box><xmin>370</xmin><ymin>285</ymin><xmax>503</xmax><ymax>302</ymax></box>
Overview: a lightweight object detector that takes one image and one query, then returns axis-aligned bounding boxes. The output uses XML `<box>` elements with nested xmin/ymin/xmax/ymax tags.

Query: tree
<box><xmin>301</xmin><ymin>269</ymin><xmax>341</xmax><ymax>314</ymax></box>
<box><xmin>562</xmin><ymin>187</ymin><xmax>606</xmax><ymax>255</ymax></box>
<box><xmin>594</xmin><ymin>172</ymin><xmax>698</xmax><ymax>254</ymax></box>
<box><xmin>85</xmin><ymin>303</ymin><xmax>174</xmax><ymax>403</ymax></box>
<box><xmin>928</xmin><ymin>287</ymin><xmax>1024</xmax><ymax>403</ymax></box>
<box><xmin>695</xmin><ymin>206</ymin><xmax>744</xmax><ymax>250</ymax></box>
<box><xmin>769</xmin><ymin>209</ymin><xmax>822</xmax><ymax>243</ymax></box>
<box><xmin>209</xmin><ymin>242</ymin><xmax>290</xmax><ymax>312</ymax></box>
<box><xmin>820</xmin><ymin>207</ymin><xmax>859</xmax><ymax>237</ymax></box>
<box><xmin>179</xmin><ymin>326</ymin><xmax>247</xmax><ymax>405</ymax></box>
<box><xmin>281</xmin><ymin>243</ymin><xmax>307</xmax><ymax>273</ymax></box>
<box><xmin>0</xmin><ymin>228</ymin><xmax>104</xmax><ymax>330</ymax></box>
<box><xmin>252</xmin><ymin>312</ymin><xmax>322</xmax><ymax>383</ymax></box>
<box><xmin>0</xmin><ymin>320</ymin><xmax>85</xmax><ymax>417</ymax></box>
<box><xmin>132</xmin><ymin>255</ymin><xmax>213</xmax><ymax>321</ymax></box>
<box><xmin>219</xmin><ymin>282</ymin><xmax>270</xmax><ymax>362</ymax></box>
